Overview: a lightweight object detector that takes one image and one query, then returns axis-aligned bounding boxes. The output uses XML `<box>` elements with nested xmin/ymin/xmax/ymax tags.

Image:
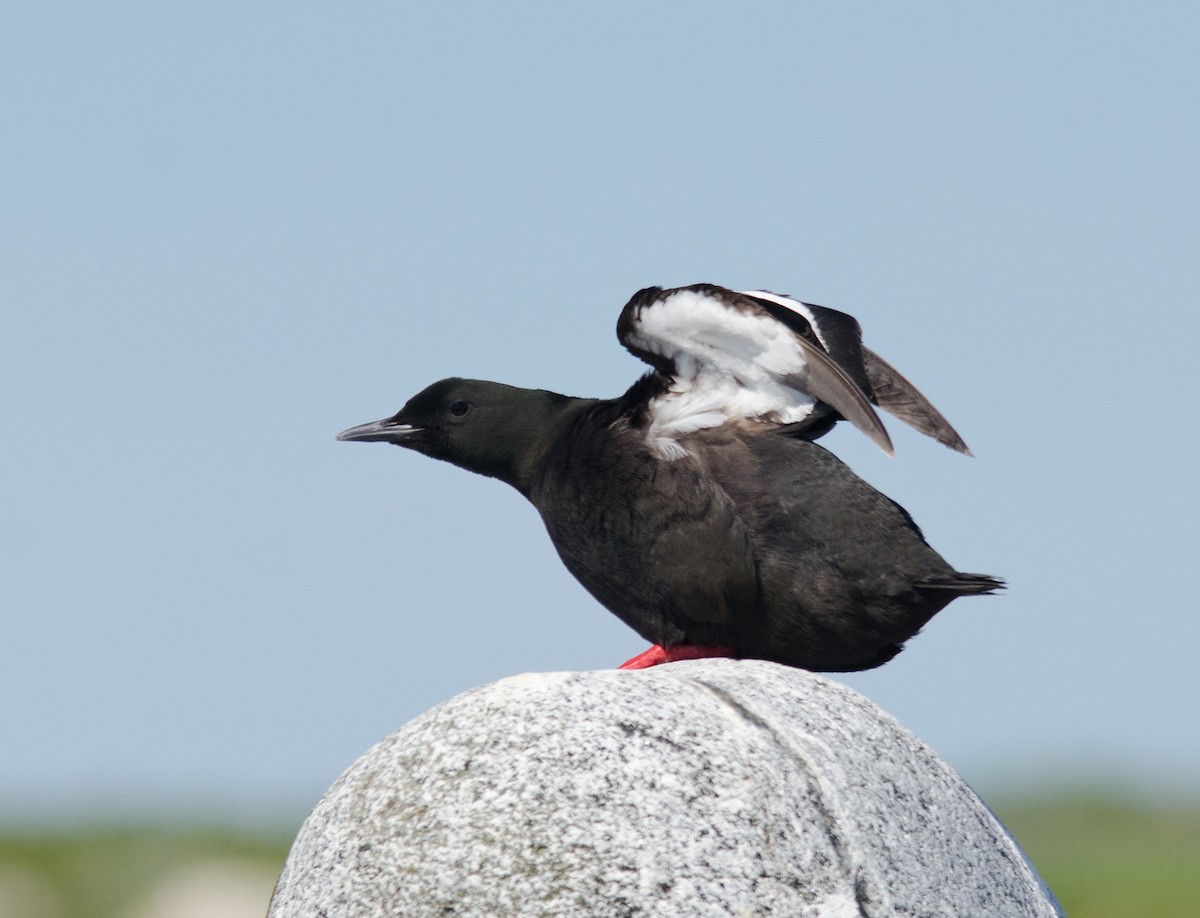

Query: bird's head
<box><xmin>337</xmin><ymin>377</ymin><xmax>582</xmax><ymax>492</ymax></box>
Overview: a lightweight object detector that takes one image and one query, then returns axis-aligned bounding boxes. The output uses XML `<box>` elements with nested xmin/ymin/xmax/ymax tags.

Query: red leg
<box><xmin>617</xmin><ymin>644</ymin><xmax>738</xmax><ymax>670</ymax></box>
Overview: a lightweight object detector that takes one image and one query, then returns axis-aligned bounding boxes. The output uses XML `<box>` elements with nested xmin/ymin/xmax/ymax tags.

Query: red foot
<box><xmin>617</xmin><ymin>644</ymin><xmax>739</xmax><ymax>670</ymax></box>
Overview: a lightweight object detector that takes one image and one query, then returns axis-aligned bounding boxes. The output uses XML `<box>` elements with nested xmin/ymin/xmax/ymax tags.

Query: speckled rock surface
<box><xmin>269</xmin><ymin>660</ymin><xmax>1061</xmax><ymax>917</ymax></box>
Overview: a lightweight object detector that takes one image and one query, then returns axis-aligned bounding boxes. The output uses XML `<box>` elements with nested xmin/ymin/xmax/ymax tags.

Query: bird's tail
<box><xmin>916</xmin><ymin>572</ymin><xmax>1005</xmax><ymax>595</ymax></box>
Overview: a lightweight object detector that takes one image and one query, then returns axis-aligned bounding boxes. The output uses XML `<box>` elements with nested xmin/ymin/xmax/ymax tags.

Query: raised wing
<box><xmin>617</xmin><ymin>284</ymin><xmax>893</xmax><ymax>458</ymax></box>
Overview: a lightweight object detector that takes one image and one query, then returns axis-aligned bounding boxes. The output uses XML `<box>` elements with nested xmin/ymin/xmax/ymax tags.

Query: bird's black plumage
<box><xmin>338</xmin><ymin>284</ymin><xmax>1001</xmax><ymax>671</ymax></box>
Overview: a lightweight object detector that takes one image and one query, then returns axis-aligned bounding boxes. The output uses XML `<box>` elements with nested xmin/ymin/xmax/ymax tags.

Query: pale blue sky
<box><xmin>3</xmin><ymin>3</ymin><xmax>1197</xmax><ymax>823</ymax></box>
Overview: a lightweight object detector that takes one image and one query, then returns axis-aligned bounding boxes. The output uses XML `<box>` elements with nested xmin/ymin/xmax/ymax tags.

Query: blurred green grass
<box><xmin>1</xmin><ymin>796</ymin><xmax>1197</xmax><ymax>917</ymax></box>
<box><xmin>993</xmin><ymin>795</ymin><xmax>1200</xmax><ymax>918</ymax></box>
<box><xmin>0</xmin><ymin>825</ymin><xmax>290</xmax><ymax>918</ymax></box>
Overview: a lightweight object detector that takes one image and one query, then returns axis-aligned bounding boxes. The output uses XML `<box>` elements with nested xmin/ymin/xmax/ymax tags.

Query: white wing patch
<box><xmin>740</xmin><ymin>290</ymin><xmax>827</xmax><ymax>348</ymax></box>
<box><xmin>625</xmin><ymin>288</ymin><xmax>824</xmax><ymax>459</ymax></box>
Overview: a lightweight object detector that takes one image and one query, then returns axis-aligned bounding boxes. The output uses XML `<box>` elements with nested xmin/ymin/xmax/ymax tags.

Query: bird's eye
<box><xmin>448</xmin><ymin>400</ymin><xmax>471</xmax><ymax>418</ymax></box>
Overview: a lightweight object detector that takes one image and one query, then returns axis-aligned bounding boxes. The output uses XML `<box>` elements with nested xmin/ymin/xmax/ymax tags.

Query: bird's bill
<box><xmin>335</xmin><ymin>418</ymin><xmax>423</xmax><ymax>444</ymax></box>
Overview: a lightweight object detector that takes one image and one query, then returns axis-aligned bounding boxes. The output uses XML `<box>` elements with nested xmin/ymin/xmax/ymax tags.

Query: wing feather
<box><xmin>862</xmin><ymin>347</ymin><xmax>972</xmax><ymax>455</ymax></box>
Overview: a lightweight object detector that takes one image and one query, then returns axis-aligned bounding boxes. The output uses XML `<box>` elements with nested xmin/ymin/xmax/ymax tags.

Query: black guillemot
<box><xmin>338</xmin><ymin>284</ymin><xmax>1001</xmax><ymax>671</ymax></box>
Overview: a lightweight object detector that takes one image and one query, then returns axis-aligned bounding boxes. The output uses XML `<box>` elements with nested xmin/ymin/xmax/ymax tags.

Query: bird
<box><xmin>337</xmin><ymin>283</ymin><xmax>1002</xmax><ymax>671</ymax></box>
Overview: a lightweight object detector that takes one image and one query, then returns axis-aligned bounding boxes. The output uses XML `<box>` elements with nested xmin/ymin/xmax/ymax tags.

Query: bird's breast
<box><xmin>527</xmin><ymin>418</ymin><xmax>760</xmax><ymax>646</ymax></box>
